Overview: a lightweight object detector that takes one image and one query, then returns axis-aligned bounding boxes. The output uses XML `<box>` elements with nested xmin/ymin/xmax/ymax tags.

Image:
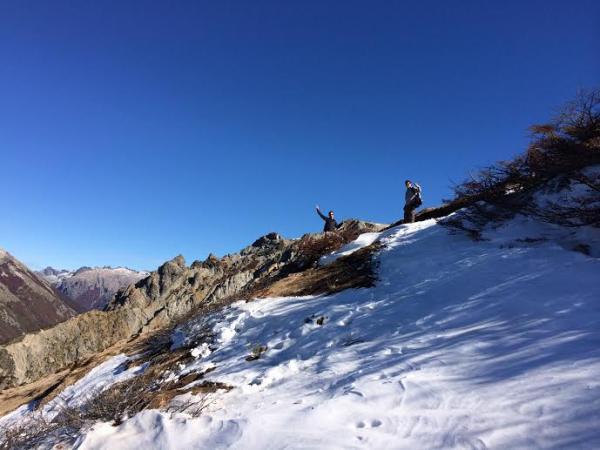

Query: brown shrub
<box><xmin>297</xmin><ymin>226</ymin><xmax>362</xmax><ymax>266</ymax></box>
<box><xmin>0</xmin><ymin>371</ymin><xmax>214</xmax><ymax>450</ymax></box>
<box><xmin>443</xmin><ymin>88</ymin><xmax>600</xmax><ymax>235</ymax></box>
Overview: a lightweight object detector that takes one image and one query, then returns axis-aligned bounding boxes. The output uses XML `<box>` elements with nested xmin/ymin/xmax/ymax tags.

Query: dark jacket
<box><xmin>405</xmin><ymin>183</ymin><xmax>422</xmax><ymax>206</ymax></box>
<box><xmin>317</xmin><ymin>209</ymin><xmax>338</xmax><ymax>232</ymax></box>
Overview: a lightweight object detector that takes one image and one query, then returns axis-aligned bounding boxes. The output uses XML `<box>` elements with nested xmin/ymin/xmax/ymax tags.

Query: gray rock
<box><xmin>0</xmin><ymin>220</ymin><xmax>387</xmax><ymax>389</ymax></box>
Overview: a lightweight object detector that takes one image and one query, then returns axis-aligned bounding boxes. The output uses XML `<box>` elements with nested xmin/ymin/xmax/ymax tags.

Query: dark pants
<box><xmin>404</xmin><ymin>201</ymin><xmax>418</xmax><ymax>223</ymax></box>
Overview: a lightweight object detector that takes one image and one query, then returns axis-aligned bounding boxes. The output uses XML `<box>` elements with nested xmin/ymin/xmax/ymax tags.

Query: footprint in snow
<box><xmin>355</xmin><ymin>419</ymin><xmax>382</xmax><ymax>429</ymax></box>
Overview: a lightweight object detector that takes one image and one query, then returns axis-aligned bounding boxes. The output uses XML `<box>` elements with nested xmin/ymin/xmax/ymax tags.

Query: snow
<box><xmin>47</xmin><ymin>356</ymin><xmax>148</xmax><ymax>416</ymax></box>
<box><xmin>190</xmin><ymin>343</ymin><xmax>212</xmax><ymax>359</ymax></box>
<box><xmin>319</xmin><ymin>231</ymin><xmax>382</xmax><ymax>265</ymax></box>
<box><xmin>75</xmin><ymin>410</ymin><xmax>243</xmax><ymax>450</ymax></box>
<box><xmin>74</xmin><ymin>216</ymin><xmax>600</xmax><ymax>450</ymax></box>
<box><xmin>0</xmin><ymin>355</ymin><xmax>148</xmax><ymax>430</ymax></box>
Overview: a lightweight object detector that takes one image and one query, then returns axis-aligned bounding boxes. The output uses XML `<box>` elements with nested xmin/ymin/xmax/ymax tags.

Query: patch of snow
<box><xmin>74</xmin><ymin>217</ymin><xmax>600</xmax><ymax>449</ymax></box>
<box><xmin>191</xmin><ymin>343</ymin><xmax>212</xmax><ymax>359</ymax></box>
<box><xmin>319</xmin><ymin>231</ymin><xmax>382</xmax><ymax>265</ymax></box>
<box><xmin>0</xmin><ymin>354</ymin><xmax>148</xmax><ymax>430</ymax></box>
<box><xmin>46</xmin><ymin>355</ymin><xmax>148</xmax><ymax>418</ymax></box>
<box><xmin>75</xmin><ymin>410</ymin><xmax>243</xmax><ymax>450</ymax></box>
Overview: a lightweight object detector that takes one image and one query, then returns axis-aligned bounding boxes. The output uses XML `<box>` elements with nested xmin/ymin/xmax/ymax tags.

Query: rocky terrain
<box><xmin>0</xmin><ymin>221</ymin><xmax>385</xmax><ymax>390</ymax></box>
<box><xmin>0</xmin><ymin>249</ymin><xmax>75</xmax><ymax>344</ymax></box>
<box><xmin>38</xmin><ymin>266</ymin><xmax>149</xmax><ymax>312</ymax></box>
<box><xmin>1</xmin><ymin>178</ymin><xmax>598</xmax><ymax>448</ymax></box>
<box><xmin>0</xmin><ymin>164</ymin><xmax>598</xmax><ymax>448</ymax></box>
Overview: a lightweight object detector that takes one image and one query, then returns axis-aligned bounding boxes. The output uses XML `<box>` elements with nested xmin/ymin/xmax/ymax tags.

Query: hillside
<box><xmin>0</xmin><ymin>221</ymin><xmax>386</xmax><ymax>390</ymax></box>
<box><xmin>38</xmin><ymin>266</ymin><xmax>149</xmax><ymax>312</ymax></box>
<box><xmin>1</xmin><ymin>91</ymin><xmax>598</xmax><ymax>449</ymax></box>
<box><xmin>0</xmin><ymin>249</ymin><xmax>75</xmax><ymax>344</ymax></box>
<box><xmin>83</xmin><ymin>219</ymin><xmax>600</xmax><ymax>449</ymax></box>
<box><xmin>0</xmin><ymin>166</ymin><xmax>599</xmax><ymax>449</ymax></box>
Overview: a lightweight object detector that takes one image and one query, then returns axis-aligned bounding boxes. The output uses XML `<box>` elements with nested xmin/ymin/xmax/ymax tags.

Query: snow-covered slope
<box><xmin>8</xmin><ymin>213</ymin><xmax>595</xmax><ymax>449</ymax></box>
<box><xmin>3</xmin><ymin>167</ymin><xmax>600</xmax><ymax>449</ymax></box>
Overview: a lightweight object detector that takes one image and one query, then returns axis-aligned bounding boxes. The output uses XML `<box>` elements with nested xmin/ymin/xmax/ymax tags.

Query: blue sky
<box><xmin>1</xmin><ymin>1</ymin><xmax>598</xmax><ymax>271</ymax></box>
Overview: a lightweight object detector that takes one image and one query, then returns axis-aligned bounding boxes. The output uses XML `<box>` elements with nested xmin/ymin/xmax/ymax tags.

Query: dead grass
<box><xmin>254</xmin><ymin>242</ymin><xmax>381</xmax><ymax>298</ymax></box>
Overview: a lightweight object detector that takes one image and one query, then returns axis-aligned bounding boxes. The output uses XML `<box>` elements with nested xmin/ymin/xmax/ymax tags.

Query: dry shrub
<box><xmin>165</xmin><ymin>395</ymin><xmax>211</xmax><ymax>417</ymax></box>
<box><xmin>298</xmin><ymin>233</ymin><xmax>345</xmax><ymax>263</ymax></box>
<box><xmin>523</xmin><ymin>171</ymin><xmax>600</xmax><ymax>227</ymax></box>
<box><xmin>297</xmin><ymin>225</ymin><xmax>362</xmax><ymax>266</ymax></box>
<box><xmin>78</xmin><ymin>374</ymin><xmax>154</xmax><ymax>426</ymax></box>
<box><xmin>0</xmin><ymin>411</ymin><xmax>76</xmax><ymax>450</ymax></box>
<box><xmin>443</xmin><ymin>88</ymin><xmax>600</xmax><ymax>236</ymax></box>
<box><xmin>0</xmin><ymin>372</ymin><xmax>212</xmax><ymax>450</ymax></box>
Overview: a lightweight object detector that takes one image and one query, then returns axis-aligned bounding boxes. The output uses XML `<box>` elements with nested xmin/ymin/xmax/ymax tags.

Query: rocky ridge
<box><xmin>0</xmin><ymin>221</ymin><xmax>386</xmax><ymax>389</ymax></box>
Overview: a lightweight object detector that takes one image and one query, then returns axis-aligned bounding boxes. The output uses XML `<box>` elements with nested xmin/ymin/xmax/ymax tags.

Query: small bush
<box><xmin>297</xmin><ymin>225</ymin><xmax>362</xmax><ymax>266</ymax></box>
<box><xmin>0</xmin><ymin>372</ymin><xmax>211</xmax><ymax>450</ymax></box>
<box><xmin>443</xmin><ymin>88</ymin><xmax>600</xmax><ymax>236</ymax></box>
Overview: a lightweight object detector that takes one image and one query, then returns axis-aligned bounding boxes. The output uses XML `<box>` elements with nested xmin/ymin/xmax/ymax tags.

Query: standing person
<box><xmin>403</xmin><ymin>180</ymin><xmax>422</xmax><ymax>223</ymax></box>
<box><xmin>315</xmin><ymin>205</ymin><xmax>338</xmax><ymax>232</ymax></box>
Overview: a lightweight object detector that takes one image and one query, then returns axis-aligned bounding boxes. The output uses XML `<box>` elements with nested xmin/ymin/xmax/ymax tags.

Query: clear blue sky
<box><xmin>1</xmin><ymin>1</ymin><xmax>598</xmax><ymax>271</ymax></box>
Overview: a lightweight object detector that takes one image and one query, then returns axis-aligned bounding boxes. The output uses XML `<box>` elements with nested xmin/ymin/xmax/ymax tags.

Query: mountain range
<box><xmin>0</xmin><ymin>250</ymin><xmax>149</xmax><ymax>344</ymax></box>
<box><xmin>37</xmin><ymin>266</ymin><xmax>149</xmax><ymax>312</ymax></box>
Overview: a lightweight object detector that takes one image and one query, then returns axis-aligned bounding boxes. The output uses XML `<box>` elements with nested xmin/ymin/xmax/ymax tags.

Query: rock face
<box><xmin>38</xmin><ymin>266</ymin><xmax>149</xmax><ymax>312</ymax></box>
<box><xmin>0</xmin><ymin>249</ymin><xmax>76</xmax><ymax>344</ymax></box>
<box><xmin>0</xmin><ymin>221</ymin><xmax>387</xmax><ymax>389</ymax></box>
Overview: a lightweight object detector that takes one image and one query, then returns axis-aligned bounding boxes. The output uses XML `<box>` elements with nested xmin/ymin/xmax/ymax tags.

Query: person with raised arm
<box><xmin>315</xmin><ymin>205</ymin><xmax>338</xmax><ymax>232</ymax></box>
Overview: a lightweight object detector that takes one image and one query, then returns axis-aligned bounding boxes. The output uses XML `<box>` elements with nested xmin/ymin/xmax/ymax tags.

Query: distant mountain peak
<box><xmin>37</xmin><ymin>266</ymin><xmax>149</xmax><ymax>312</ymax></box>
<box><xmin>0</xmin><ymin>251</ymin><xmax>75</xmax><ymax>344</ymax></box>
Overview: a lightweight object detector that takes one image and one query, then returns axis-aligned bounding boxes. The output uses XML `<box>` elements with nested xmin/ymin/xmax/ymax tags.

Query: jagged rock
<box><xmin>0</xmin><ymin>220</ymin><xmax>388</xmax><ymax>389</ymax></box>
<box><xmin>249</xmin><ymin>232</ymin><xmax>282</xmax><ymax>249</ymax></box>
<box><xmin>203</xmin><ymin>253</ymin><xmax>220</xmax><ymax>269</ymax></box>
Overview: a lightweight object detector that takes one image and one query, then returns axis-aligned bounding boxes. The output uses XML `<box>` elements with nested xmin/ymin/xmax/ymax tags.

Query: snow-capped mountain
<box><xmin>0</xmin><ymin>249</ymin><xmax>75</xmax><ymax>344</ymax></box>
<box><xmin>38</xmin><ymin>266</ymin><xmax>149</xmax><ymax>312</ymax></box>
<box><xmin>38</xmin><ymin>266</ymin><xmax>71</xmax><ymax>284</ymax></box>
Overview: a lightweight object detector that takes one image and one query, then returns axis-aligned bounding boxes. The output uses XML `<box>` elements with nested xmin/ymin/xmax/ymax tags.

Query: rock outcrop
<box><xmin>0</xmin><ymin>248</ymin><xmax>75</xmax><ymax>344</ymax></box>
<box><xmin>0</xmin><ymin>221</ymin><xmax>386</xmax><ymax>389</ymax></box>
